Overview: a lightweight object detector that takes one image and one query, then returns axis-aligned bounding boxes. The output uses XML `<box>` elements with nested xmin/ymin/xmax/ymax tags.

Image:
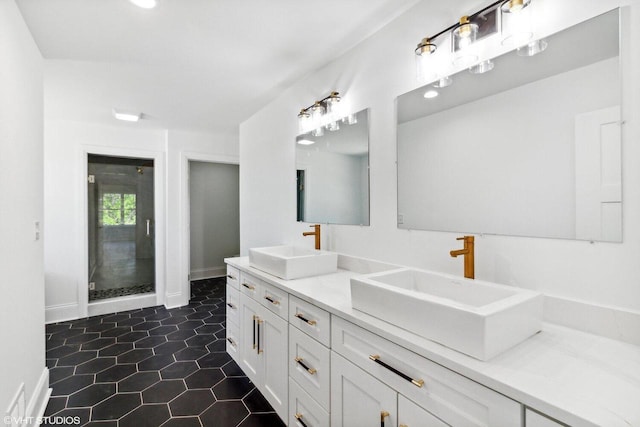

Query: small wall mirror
<box><xmin>397</xmin><ymin>9</ymin><xmax>621</xmax><ymax>242</ymax></box>
<box><xmin>296</xmin><ymin>108</ymin><xmax>370</xmax><ymax>226</ymax></box>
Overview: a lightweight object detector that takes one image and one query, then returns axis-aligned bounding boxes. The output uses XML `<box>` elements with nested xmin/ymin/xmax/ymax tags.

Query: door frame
<box><xmin>178</xmin><ymin>151</ymin><xmax>239</xmax><ymax>308</ymax></box>
<box><xmin>79</xmin><ymin>145</ymin><xmax>167</xmax><ymax>318</ymax></box>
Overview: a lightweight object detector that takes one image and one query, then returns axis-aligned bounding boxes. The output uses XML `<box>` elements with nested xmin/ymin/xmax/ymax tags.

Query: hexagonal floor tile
<box><xmin>174</xmin><ymin>347</ymin><xmax>209</xmax><ymax>361</ymax></box>
<box><xmin>50</xmin><ymin>375</ymin><xmax>94</xmax><ymax>397</ymax></box>
<box><xmin>169</xmin><ymin>389</ymin><xmax>215</xmax><ymax>416</ymax></box>
<box><xmin>119</xmin><ymin>404</ymin><xmax>170</xmax><ymax>427</ymax></box>
<box><xmin>67</xmin><ymin>383</ymin><xmax>116</xmax><ymax>407</ymax></box>
<box><xmin>200</xmin><ymin>400</ymin><xmax>248</xmax><ymax>427</ymax></box>
<box><xmin>99</xmin><ymin>343</ymin><xmax>134</xmax><ymax>357</ymax></box>
<box><xmin>117</xmin><ymin>348</ymin><xmax>154</xmax><ymax>364</ymax></box>
<box><xmin>57</xmin><ymin>351</ymin><xmax>97</xmax><ymax>367</ymax></box>
<box><xmin>160</xmin><ymin>361</ymin><xmax>199</xmax><ymax>380</ymax></box>
<box><xmin>92</xmin><ymin>393</ymin><xmax>141</xmax><ymax>421</ymax></box>
<box><xmin>75</xmin><ymin>356</ymin><xmax>116</xmax><ymax>374</ymax></box>
<box><xmin>118</xmin><ymin>372</ymin><xmax>160</xmax><ymax>393</ymax></box>
<box><xmin>212</xmin><ymin>377</ymin><xmax>254</xmax><ymax>400</ymax></box>
<box><xmin>135</xmin><ymin>335</ymin><xmax>167</xmax><ymax>349</ymax></box>
<box><xmin>138</xmin><ymin>354</ymin><xmax>175</xmax><ymax>372</ymax></box>
<box><xmin>142</xmin><ymin>380</ymin><xmax>186</xmax><ymax>404</ymax></box>
<box><xmin>184</xmin><ymin>368</ymin><xmax>224</xmax><ymax>389</ymax></box>
<box><xmin>96</xmin><ymin>364</ymin><xmax>137</xmax><ymax>383</ymax></box>
<box><xmin>81</xmin><ymin>337</ymin><xmax>117</xmax><ymax>351</ymax></box>
<box><xmin>197</xmin><ymin>352</ymin><xmax>231</xmax><ymax>369</ymax></box>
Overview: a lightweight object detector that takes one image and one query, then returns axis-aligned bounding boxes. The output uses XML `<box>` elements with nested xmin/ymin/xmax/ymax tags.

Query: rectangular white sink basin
<box><xmin>248</xmin><ymin>245</ymin><xmax>338</xmax><ymax>280</ymax></box>
<box><xmin>350</xmin><ymin>268</ymin><xmax>543</xmax><ymax>360</ymax></box>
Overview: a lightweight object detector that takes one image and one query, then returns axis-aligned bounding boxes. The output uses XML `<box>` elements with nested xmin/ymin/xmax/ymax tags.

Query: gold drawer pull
<box><xmin>400</xmin><ymin>425</ymin><xmax>408</xmax><ymax>427</ymax></box>
<box><xmin>226</xmin><ymin>302</ymin><xmax>236</xmax><ymax>309</ymax></box>
<box><xmin>294</xmin><ymin>413</ymin><xmax>308</xmax><ymax>427</ymax></box>
<box><xmin>264</xmin><ymin>295</ymin><xmax>280</xmax><ymax>305</ymax></box>
<box><xmin>226</xmin><ymin>337</ymin><xmax>236</xmax><ymax>347</ymax></box>
<box><xmin>369</xmin><ymin>355</ymin><xmax>424</xmax><ymax>388</ymax></box>
<box><xmin>295</xmin><ymin>312</ymin><xmax>317</xmax><ymax>326</ymax></box>
<box><xmin>242</xmin><ymin>283</ymin><xmax>255</xmax><ymax>290</ymax></box>
<box><xmin>227</xmin><ymin>274</ymin><xmax>236</xmax><ymax>280</ymax></box>
<box><xmin>381</xmin><ymin>411</ymin><xmax>390</xmax><ymax>427</ymax></box>
<box><xmin>295</xmin><ymin>357</ymin><xmax>317</xmax><ymax>375</ymax></box>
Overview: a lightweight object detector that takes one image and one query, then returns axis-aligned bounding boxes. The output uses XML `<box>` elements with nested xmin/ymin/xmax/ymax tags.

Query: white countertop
<box><xmin>226</xmin><ymin>256</ymin><xmax>640</xmax><ymax>427</ymax></box>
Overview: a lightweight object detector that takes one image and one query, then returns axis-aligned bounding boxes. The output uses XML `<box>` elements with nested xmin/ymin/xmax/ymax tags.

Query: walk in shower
<box><xmin>88</xmin><ymin>155</ymin><xmax>155</xmax><ymax>301</ymax></box>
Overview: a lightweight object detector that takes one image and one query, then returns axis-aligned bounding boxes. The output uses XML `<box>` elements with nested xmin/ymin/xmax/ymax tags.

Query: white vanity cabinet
<box><xmin>526</xmin><ymin>409</ymin><xmax>567</xmax><ymax>427</ymax></box>
<box><xmin>238</xmin><ymin>293</ymin><xmax>288</xmax><ymax>419</ymax></box>
<box><xmin>332</xmin><ymin>316</ymin><xmax>522</xmax><ymax>427</ymax></box>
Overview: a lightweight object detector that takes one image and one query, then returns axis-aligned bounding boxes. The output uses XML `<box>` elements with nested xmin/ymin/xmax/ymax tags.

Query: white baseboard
<box><xmin>45</xmin><ymin>303</ymin><xmax>80</xmax><ymax>324</ymax></box>
<box><xmin>88</xmin><ymin>293</ymin><xmax>157</xmax><ymax>317</ymax></box>
<box><xmin>27</xmin><ymin>368</ymin><xmax>51</xmax><ymax>421</ymax></box>
<box><xmin>190</xmin><ymin>266</ymin><xmax>226</xmax><ymax>280</ymax></box>
<box><xmin>544</xmin><ymin>294</ymin><xmax>640</xmax><ymax>346</ymax></box>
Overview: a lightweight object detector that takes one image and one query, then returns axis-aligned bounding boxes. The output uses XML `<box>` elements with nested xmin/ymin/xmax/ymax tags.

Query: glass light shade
<box><xmin>517</xmin><ymin>39</ymin><xmax>548</xmax><ymax>56</ymax></box>
<box><xmin>415</xmin><ymin>38</ymin><xmax>437</xmax><ymax>83</ymax></box>
<box><xmin>501</xmin><ymin>0</ymin><xmax>533</xmax><ymax>48</ymax></box>
<box><xmin>342</xmin><ymin>113</ymin><xmax>358</xmax><ymax>125</ymax></box>
<box><xmin>298</xmin><ymin>111</ymin><xmax>311</xmax><ymax>134</ymax></box>
<box><xmin>327</xmin><ymin>121</ymin><xmax>340</xmax><ymax>132</ymax></box>
<box><xmin>452</xmin><ymin>17</ymin><xmax>479</xmax><ymax>68</ymax></box>
<box><xmin>296</xmin><ymin>136</ymin><xmax>315</xmax><ymax>145</ymax></box>
<box><xmin>325</xmin><ymin>93</ymin><xmax>341</xmax><ymax>120</ymax></box>
<box><xmin>310</xmin><ymin>102</ymin><xmax>325</xmax><ymax>136</ymax></box>
<box><xmin>469</xmin><ymin>59</ymin><xmax>495</xmax><ymax>74</ymax></box>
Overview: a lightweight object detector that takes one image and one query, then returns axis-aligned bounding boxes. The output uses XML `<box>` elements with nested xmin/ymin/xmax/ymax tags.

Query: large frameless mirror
<box><xmin>396</xmin><ymin>9</ymin><xmax>622</xmax><ymax>242</ymax></box>
<box><xmin>296</xmin><ymin>108</ymin><xmax>370</xmax><ymax>226</ymax></box>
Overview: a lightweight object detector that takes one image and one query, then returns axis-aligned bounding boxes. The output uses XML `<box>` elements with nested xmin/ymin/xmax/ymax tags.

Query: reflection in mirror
<box><xmin>296</xmin><ymin>109</ymin><xmax>369</xmax><ymax>226</ymax></box>
<box><xmin>397</xmin><ymin>9</ymin><xmax>621</xmax><ymax>242</ymax></box>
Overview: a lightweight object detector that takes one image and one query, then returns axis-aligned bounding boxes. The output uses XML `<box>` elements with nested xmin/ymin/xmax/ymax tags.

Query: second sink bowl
<box><xmin>249</xmin><ymin>245</ymin><xmax>338</xmax><ymax>280</ymax></box>
<box><xmin>350</xmin><ymin>268</ymin><xmax>543</xmax><ymax>360</ymax></box>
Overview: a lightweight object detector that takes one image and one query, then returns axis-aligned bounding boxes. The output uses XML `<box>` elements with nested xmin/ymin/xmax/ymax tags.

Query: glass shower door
<box><xmin>88</xmin><ymin>155</ymin><xmax>155</xmax><ymax>301</ymax></box>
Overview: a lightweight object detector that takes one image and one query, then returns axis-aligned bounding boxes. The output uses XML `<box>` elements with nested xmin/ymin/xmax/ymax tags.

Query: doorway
<box><xmin>87</xmin><ymin>154</ymin><xmax>155</xmax><ymax>301</ymax></box>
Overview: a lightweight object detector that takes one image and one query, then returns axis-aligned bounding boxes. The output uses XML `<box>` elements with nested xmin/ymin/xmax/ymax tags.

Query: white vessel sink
<box><xmin>248</xmin><ymin>245</ymin><xmax>338</xmax><ymax>280</ymax></box>
<box><xmin>350</xmin><ymin>268</ymin><xmax>543</xmax><ymax>360</ymax></box>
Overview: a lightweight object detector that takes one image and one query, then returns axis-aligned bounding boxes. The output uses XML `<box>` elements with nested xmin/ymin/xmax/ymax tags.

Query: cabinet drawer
<box><xmin>226</xmin><ymin>284</ymin><xmax>240</xmax><ymax>326</ymax></box>
<box><xmin>289</xmin><ymin>325</ymin><xmax>330</xmax><ymax>410</ymax></box>
<box><xmin>289</xmin><ymin>295</ymin><xmax>331</xmax><ymax>347</ymax></box>
<box><xmin>239</xmin><ymin>272</ymin><xmax>261</xmax><ymax>300</ymax></box>
<box><xmin>289</xmin><ymin>377</ymin><xmax>330</xmax><ymax>427</ymax></box>
<box><xmin>332</xmin><ymin>316</ymin><xmax>522</xmax><ymax>427</ymax></box>
<box><xmin>226</xmin><ymin>318</ymin><xmax>240</xmax><ymax>362</ymax></box>
<box><xmin>399</xmin><ymin>395</ymin><xmax>448</xmax><ymax>427</ymax></box>
<box><xmin>226</xmin><ymin>265</ymin><xmax>240</xmax><ymax>289</ymax></box>
<box><xmin>260</xmin><ymin>280</ymin><xmax>289</xmax><ymax>319</ymax></box>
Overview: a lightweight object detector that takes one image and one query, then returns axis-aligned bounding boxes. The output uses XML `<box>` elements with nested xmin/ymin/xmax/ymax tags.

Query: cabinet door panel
<box><xmin>289</xmin><ymin>378</ymin><xmax>330</xmax><ymax>427</ymax></box>
<box><xmin>289</xmin><ymin>325</ymin><xmax>331</xmax><ymax>410</ymax></box>
<box><xmin>398</xmin><ymin>395</ymin><xmax>448</xmax><ymax>427</ymax></box>
<box><xmin>239</xmin><ymin>294</ymin><xmax>261</xmax><ymax>384</ymax></box>
<box><xmin>260</xmin><ymin>307</ymin><xmax>288</xmax><ymax>421</ymax></box>
<box><xmin>331</xmin><ymin>352</ymin><xmax>397</xmax><ymax>427</ymax></box>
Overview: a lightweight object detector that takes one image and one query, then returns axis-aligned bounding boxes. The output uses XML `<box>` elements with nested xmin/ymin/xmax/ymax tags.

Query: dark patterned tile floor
<box><xmin>44</xmin><ymin>278</ymin><xmax>286</xmax><ymax>427</ymax></box>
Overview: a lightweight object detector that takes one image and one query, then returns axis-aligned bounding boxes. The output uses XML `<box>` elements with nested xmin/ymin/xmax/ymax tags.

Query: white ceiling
<box><xmin>16</xmin><ymin>0</ymin><xmax>421</xmax><ymax>134</ymax></box>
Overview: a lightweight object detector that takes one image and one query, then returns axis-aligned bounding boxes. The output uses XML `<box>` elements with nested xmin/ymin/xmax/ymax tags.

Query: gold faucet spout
<box><xmin>450</xmin><ymin>236</ymin><xmax>474</xmax><ymax>279</ymax></box>
<box><xmin>303</xmin><ymin>224</ymin><xmax>321</xmax><ymax>250</ymax></box>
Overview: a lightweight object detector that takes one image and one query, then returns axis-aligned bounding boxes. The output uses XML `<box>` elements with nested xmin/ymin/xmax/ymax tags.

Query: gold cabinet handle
<box><xmin>381</xmin><ymin>411</ymin><xmax>390</xmax><ymax>427</ymax></box>
<box><xmin>226</xmin><ymin>337</ymin><xmax>236</xmax><ymax>347</ymax></box>
<box><xmin>227</xmin><ymin>274</ymin><xmax>236</xmax><ymax>280</ymax></box>
<box><xmin>369</xmin><ymin>355</ymin><xmax>424</xmax><ymax>388</ymax></box>
<box><xmin>399</xmin><ymin>425</ymin><xmax>408</xmax><ymax>427</ymax></box>
<box><xmin>226</xmin><ymin>302</ymin><xmax>236</xmax><ymax>309</ymax></box>
<box><xmin>257</xmin><ymin>319</ymin><xmax>263</xmax><ymax>354</ymax></box>
<box><xmin>264</xmin><ymin>295</ymin><xmax>280</xmax><ymax>305</ymax></box>
<box><xmin>294</xmin><ymin>413</ymin><xmax>308</xmax><ymax>427</ymax></box>
<box><xmin>252</xmin><ymin>315</ymin><xmax>257</xmax><ymax>349</ymax></box>
<box><xmin>242</xmin><ymin>283</ymin><xmax>255</xmax><ymax>290</ymax></box>
<box><xmin>294</xmin><ymin>357</ymin><xmax>317</xmax><ymax>375</ymax></box>
<box><xmin>295</xmin><ymin>312</ymin><xmax>317</xmax><ymax>326</ymax></box>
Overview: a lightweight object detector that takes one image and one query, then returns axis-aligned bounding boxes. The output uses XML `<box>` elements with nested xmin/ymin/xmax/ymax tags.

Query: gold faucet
<box><xmin>450</xmin><ymin>235</ymin><xmax>474</xmax><ymax>279</ymax></box>
<box><xmin>303</xmin><ymin>224</ymin><xmax>321</xmax><ymax>250</ymax></box>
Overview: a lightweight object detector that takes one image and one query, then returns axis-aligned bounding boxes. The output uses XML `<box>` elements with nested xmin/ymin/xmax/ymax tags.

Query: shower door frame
<box><xmin>79</xmin><ymin>145</ymin><xmax>166</xmax><ymax>318</ymax></box>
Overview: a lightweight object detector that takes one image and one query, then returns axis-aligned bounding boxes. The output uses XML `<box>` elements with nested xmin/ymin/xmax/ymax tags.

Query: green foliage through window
<box><xmin>102</xmin><ymin>193</ymin><xmax>136</xmax><ymax>226</ymax></box>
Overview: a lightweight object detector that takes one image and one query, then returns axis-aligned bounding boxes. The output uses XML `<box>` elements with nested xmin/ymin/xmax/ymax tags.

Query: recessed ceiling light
<box><xmin>112</xmin><ymin>108</ymin><xmax>141</xmax><ymax>122</ymax></box>
<box><xmin>296</xmin><ymin>136</ymin><xmax>315</xmax><ymax>145</ymax></box>
<box><xmin>129</xmin><ymin>0</ymin><xmax>157</xmax><ymax>9</ymax></box>
<box><xmin>423</xmin><ymin>89</ymin><xmax>439</xmax><ymax>99</ymax></box>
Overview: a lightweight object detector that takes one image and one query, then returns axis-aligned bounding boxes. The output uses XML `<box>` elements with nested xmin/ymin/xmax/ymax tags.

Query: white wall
<box><xmin>44</xmin><ymin>122</ymin><xmax>238</xmax><ymax>321</ymax></box>
<box><xmin>240</xmin><ymin>0</ymin><xmax>640</xmax><ymax>327</ymax></box>
<box><xmin>397</xmin><ymin>57</ymin><xmax>619</xmax><ymax>239</ymax></box>
<box><xmin>0</xmin><ymin>0</ymin><xmax>48</xmax><ymax>420</ymax></box>
<box><xmin>189</xmin><ymin>161</ymin><xmax>240</xmax><ymax>279</ymax></box>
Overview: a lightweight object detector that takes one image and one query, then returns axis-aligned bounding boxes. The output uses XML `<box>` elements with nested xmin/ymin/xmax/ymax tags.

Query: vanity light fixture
<box><xmin>129</xmin><ymin>0</ymin><xmax>157</xmax><ymax>9</ymax></box>
<box><xmin>112</xmin><ymin>108</ymin><xmax>141</xmax><ymax>122</ymax></box>
<box><xmin>297</xmin><ymin>91</ymin><xmax>345</xmax><ymax>136</ymax></box>
<box><xmin>413</xmin><ymin>0</ymin><xmax>539</xmax><ymax>82</ymax></box>
<box><xmin>433</xmin><ymin>76</ymin><xmax>453</xmax><ymax>88</ymax></box>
